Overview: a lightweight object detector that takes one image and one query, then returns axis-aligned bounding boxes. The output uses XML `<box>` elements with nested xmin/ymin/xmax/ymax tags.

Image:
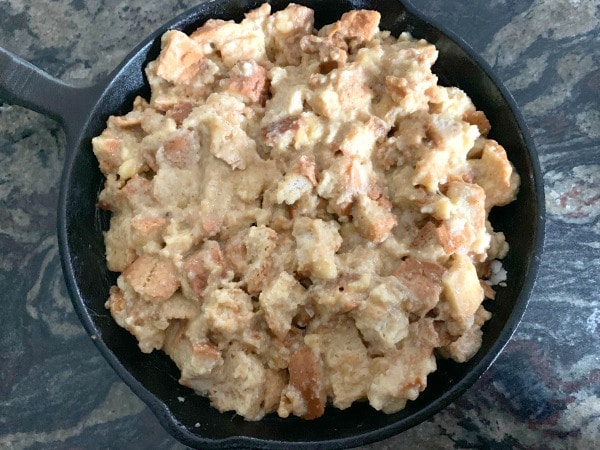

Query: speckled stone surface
<box><xmin>0</xmin><ymin>0</ymin><xmax>598</xmax><ymax>448</ymax></box>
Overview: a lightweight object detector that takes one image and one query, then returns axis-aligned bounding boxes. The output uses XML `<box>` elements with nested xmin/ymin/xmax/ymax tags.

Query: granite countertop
<box><xmin>1</xmin><ymin>0</ymin><xmax>599</xmax><ymax>448</ymax></box>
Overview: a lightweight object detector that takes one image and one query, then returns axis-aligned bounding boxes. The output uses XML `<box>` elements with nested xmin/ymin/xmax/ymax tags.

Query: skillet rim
<box><xmin>57</xmin><ymin>0</ymin><xmax>545</xmax><ymax>448</ymax></box>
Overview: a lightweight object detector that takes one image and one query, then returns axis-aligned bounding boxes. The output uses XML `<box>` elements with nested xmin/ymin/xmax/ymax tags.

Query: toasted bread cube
<box><xmin>441</xmin><ymin>306</ymin><xmax>491</xmax><ymax>362</ymax></box>
<box><xmin>269</xmin><ymin>4</ymin><xmax>315</xmax><ymax>65</ymax></box>
<box><xmin>470</xmin><ymin>140</ymin><xmax>520</xmax><ymax>210</ymax></box>
<box><xmin>182</xmin><ymin>241</ymin><xmax>227</xmax><ymax>299</ymax></box>
<box><xmin>223</xmin><ymin>61</ymin><xmax>269</xmax><ymax>104</ymax></box>
<box><xmin>123</xmin><ymin>254</ymin><xmax>180</xmax><ymax>301</ymax></box>
<box><xmin>322</xmin><ymin>10</ymin><xmax>381</xmax><ymax>42</ymax></box>
<box><xmin>306</xmin><ymin>317</ymin><xmax>371</xmax><ymax>410</ymax></box>
<box><xmin>158</xmin><ymin>130</ymin><xmax>199</xmax><ymax>169</ymax></box>
<box><xmin>203</xmin><ymin>288</ymin><xmax>254</xmax><ymax>338</ymax></box>
<box><xmin>395</xmin><ymin>257</ymin><xmax>445</xmax><ymax>317</ymax></box>
<box><xmin>351</xmin><ymin>280</ymin><xmax>409</xmax><ymax>352</ymax></box>
<box><xmin>442</xmin><ymin>254</ymin><xmax>484</xmax><ymax>321</ymax></box>
<box><xmin>275</xmin><ymin>155</ymin><xmax>318</xmax><ymax>205</ymax></box>
<box><xmin>259</xmin><ymin>272</ymin><xmax>308</xmax><ymax>340</ymax></box>
<box><xmin>163</xmin><ymin>319</ymin><xmax>222</xmax><ymax>380</ymax></box>
<box><xmin>438</xmin><ymin>181</ymin><xmax>489</xmax><ymax>258</ymax></box>
<box><xmin>293</xmin><ymin>217</ymin><xmax>342</xmax><ymax>280</ymax></box>
<box><xmin>352</xmin><ymin>195</ymin><xmax>397</xmax><ymax>244</ymax></box>
<box><xmin>92</xmin><ymin>135</ymin><xmax>122</xmax><ymax>174</ymax></box>
<box><xmin>208</xmin><ymin>346</ymin><xmax>268</xmax><ymax>420</ymax></box>
<box><xmin>156</xmin><ymin>30</ymin><xmax>205</xmax><ymax>84</ymax></box>
<box><xmin>284</xmin><ymin>345</ymin><xmax>326</xmax><ymax>419</ymax></box>
<box><xmin>368</xmin><ymin>328</ymin><xmax>437</xmax><ymax>413</ymax></box>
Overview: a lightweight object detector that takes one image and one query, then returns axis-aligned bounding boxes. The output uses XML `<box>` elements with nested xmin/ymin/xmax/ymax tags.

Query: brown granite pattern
<box><xmin>1</xmin><ymin>0</ymin><xmax>599</xmax><ymax>448</ymax></box>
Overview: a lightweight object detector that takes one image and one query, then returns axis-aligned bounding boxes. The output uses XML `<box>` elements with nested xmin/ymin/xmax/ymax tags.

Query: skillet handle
<box><xmin>0</xmin><ymin>46</ymin><xmax>97</xmax><ymax>134</ymax></box>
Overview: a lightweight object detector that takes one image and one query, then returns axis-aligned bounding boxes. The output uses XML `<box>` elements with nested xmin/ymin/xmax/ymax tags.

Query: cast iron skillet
<box><xmin>0</xmin><ymin>0</ymin><xmax>545</xmax><ymax>448</ymax></box>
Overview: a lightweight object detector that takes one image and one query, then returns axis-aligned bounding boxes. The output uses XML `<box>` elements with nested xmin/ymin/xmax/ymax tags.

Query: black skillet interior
<box><xmin>59</xmin><ymin>0</ymin><xmax>543</xmax><ymax>448</ymax></box>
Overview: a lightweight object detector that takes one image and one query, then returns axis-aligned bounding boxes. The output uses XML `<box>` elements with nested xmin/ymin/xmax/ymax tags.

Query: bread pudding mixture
<box><xmin>93</xmin><ymin>3</ymin><xmax>519</xmax><ymax>420</ymax></box>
